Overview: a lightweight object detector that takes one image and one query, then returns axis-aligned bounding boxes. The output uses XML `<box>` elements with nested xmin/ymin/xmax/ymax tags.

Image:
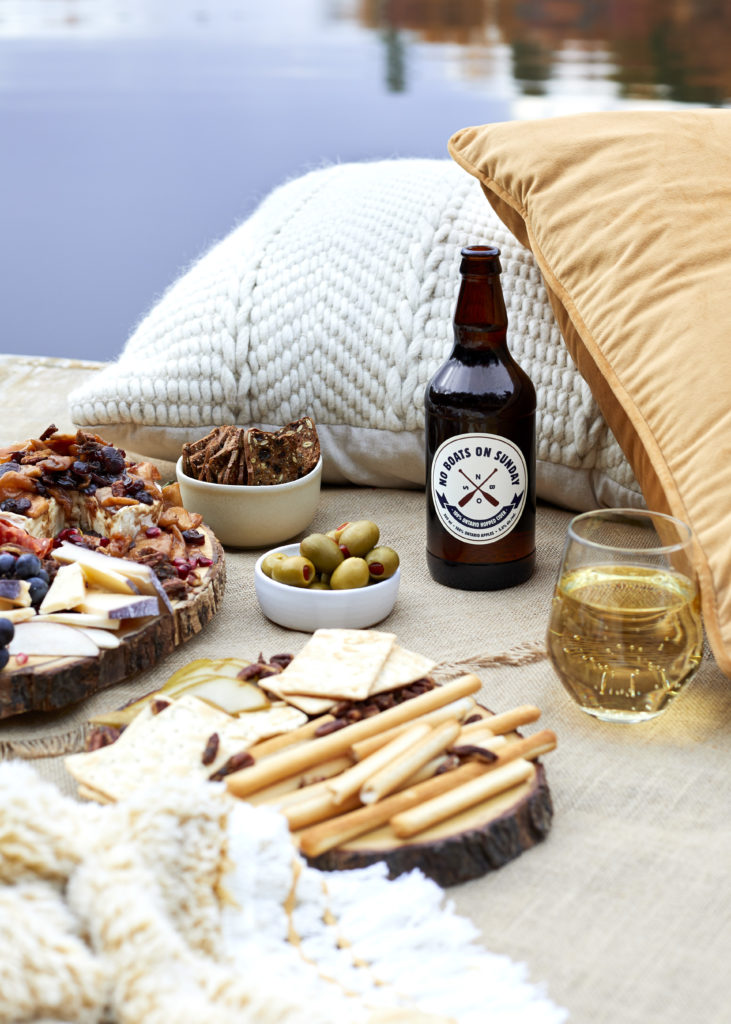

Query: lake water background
<box><xmin>2</xmin><ymin>0</ymin><xmax>729</xmax><ymax>363</ymax></box>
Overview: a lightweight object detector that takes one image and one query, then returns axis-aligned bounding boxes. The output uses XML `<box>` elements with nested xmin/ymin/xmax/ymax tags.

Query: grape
<box><xmin>0</xmin><ymin>617</ymin><xmax>14</xmax><ymax>647</ymax></box>
<box><xmin>14</xmin><ymin>552</ymin><xmax>42</xmax><ymax>579</ymax></box>
<box><xmin>0</xmin><ymin>552</ymin><xmax>16</xmax><ymax>577</ymax></box>
<box><xmin>28</xmin><ymin>576</ymin><xmax>49</xmax><ymax>605</ymax></box>
<box><xmin>0</xmin><ymin>647</ymin><xmax>9</xmax><ymax>672</ymax></box>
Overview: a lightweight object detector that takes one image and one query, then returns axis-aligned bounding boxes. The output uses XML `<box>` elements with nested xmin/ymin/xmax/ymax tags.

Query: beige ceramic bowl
<box><xmin>175</xmin><ymin>456</ymin><xmax>322</xmax><ymax>548</ymax></box>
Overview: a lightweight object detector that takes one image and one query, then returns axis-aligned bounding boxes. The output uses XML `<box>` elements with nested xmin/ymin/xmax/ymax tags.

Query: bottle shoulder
<box><xmin>427</xmin><ymin>349</ymin><xmax>536</xmax><ymax>411</ymax></box>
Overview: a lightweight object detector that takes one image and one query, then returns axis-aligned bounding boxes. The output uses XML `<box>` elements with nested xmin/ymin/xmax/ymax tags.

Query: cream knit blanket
<box><xmin>0</xmin><ymin>761</ymin><xmax>567</xmax><ymax>1024</ymax></box>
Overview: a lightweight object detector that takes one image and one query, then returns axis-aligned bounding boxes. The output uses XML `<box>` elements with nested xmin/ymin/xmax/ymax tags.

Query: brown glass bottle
<box><xmin>425</xmin><ymin>245</ymin><xmax>536</xmax><ymax>590</ymax></box>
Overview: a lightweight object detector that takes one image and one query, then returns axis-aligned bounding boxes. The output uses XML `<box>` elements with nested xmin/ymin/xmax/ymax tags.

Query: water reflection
<box><xmin>358</xmin><ymin>0</ymin><xmax>731</xmax><ymax>105</ymax></box>
<box><xmin>1</xmin><ymin>0</ymin><xmax>728</xmax><ymax>362</ymax></box>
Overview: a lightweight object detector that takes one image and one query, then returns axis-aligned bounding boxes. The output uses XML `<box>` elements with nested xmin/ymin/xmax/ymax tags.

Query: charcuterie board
<box><xmin>0</xmin><ymin>527</ymin><xmax>225</xmax><ymax>720</ymax></box>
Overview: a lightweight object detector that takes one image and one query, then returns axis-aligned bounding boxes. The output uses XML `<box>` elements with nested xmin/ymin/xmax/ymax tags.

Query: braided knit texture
<box><xmin>68</xmin><ymin>158</ymin><xmax>639</xmax><ymax>505</ymax></box>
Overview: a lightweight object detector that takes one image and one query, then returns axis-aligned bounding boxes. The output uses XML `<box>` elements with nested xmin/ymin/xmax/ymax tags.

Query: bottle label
<box><xmin>430</xmin><ymin>432</ymin><xmax>528</xmax><ymax>544</ymax></box>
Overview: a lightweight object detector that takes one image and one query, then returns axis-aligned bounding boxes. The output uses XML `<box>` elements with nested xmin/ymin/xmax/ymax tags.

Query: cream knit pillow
<box><xmin>68</xmin><ymin>158</ymin><xmax>640</xmax><ymax>508</ymax></box>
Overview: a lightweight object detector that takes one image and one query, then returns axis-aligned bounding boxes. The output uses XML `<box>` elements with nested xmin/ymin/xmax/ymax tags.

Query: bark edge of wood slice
<box><xmin>0</xmin><ymin>527</ymin><xmax>225</xmax><ymax>719</ymax></box>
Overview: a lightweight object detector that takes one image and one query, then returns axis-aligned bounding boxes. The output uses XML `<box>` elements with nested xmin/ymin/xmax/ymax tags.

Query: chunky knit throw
<box><xmin>0</xmin><ymin>761</ymin><xmax>567</xmax><ymax>1024</ymax></box>
<box><xmin>69</xmin><ymin>159</ymin><xmax>639</xmax><ymax>507</ymax></box>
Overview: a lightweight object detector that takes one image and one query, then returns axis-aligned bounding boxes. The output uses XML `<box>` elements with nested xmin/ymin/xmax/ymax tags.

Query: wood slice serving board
<box><xmin>0</xmin><ymin>527</ymin><xmax>225</xmax><ymax>720</ymax></box>
<box><xmin>304</xmin><ymin>759</ymin><xmax>552</xmax><ymax>888</ymax></box>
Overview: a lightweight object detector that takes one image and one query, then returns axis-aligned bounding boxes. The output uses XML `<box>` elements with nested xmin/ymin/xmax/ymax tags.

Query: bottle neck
<box><xmin>453</xmin><ymin>272</ymin><xmax>508</xmax><ymax>350</ymax></box>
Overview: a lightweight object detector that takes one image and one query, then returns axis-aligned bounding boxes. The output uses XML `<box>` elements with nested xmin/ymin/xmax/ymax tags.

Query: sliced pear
<box><xmin>8</xmin><ymin>621</ymin><xmax>99</xmax><ymax>658</ymax></box>
<box><xmin>39</xmin><ymin>562</ymin><xmax>87</xmax><ymax>614</ymax></box>
<box><xmin>74</xmin><ymin>627</ymin><xmax>123</xmax><ymax>650</ymax></box>
<box><xmin>184</xmin><ymin>676</ymin><xmax>270</xmax><ymax>715</ymax></box>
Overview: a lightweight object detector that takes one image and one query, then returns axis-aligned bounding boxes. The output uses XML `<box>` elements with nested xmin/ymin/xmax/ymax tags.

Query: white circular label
<box><xmin>430</xmin><ymin>433</ymin><xmax>528</xmax><ymax>544</ymax></box>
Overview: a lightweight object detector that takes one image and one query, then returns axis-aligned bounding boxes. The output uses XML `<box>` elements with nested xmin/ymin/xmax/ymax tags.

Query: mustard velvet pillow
<box><xmin>448</xmin><ymin>110</ymin><xmax>731</xmax><ymax>676</ymax></box>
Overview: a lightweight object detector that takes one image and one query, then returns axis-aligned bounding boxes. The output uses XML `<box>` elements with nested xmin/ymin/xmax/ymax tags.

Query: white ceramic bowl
<box><xmin>254</xmin><ymin>543</ymin><xmax>401</xmax><ymax>632</ymax></box>
<box><xmin>176</xmin><ymin>456</ymin><xmax>322</xmax><ymax>548</ymax></box>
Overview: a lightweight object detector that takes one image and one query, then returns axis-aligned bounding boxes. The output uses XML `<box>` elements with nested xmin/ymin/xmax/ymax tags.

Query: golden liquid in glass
<box><xmin>547</xmin><ymin>564</ymin><xmax>703</xmax><ymax>721</ymax></box>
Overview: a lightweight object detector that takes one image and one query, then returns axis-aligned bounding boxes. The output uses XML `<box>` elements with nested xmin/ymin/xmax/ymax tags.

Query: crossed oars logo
<box><xmin>458</xmin><ymin>467</ymin><xmax>499</xmax><ymax>508</ymax></box>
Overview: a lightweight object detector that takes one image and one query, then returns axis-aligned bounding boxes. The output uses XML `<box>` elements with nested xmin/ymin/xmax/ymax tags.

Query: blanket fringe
<box><xmin>0</xmin><ymin>724</ymin><xmax>89</xmax><ymax>761</ymax></box>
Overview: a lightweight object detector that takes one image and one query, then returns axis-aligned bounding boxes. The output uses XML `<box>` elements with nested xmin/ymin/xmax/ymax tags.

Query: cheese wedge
<box><xmin>76</xmin><ymin>591</ymin><xmax>160</xmax><ymax>619</ymax></box>
<box><xmin>39</xmin><ymin>562</ymin><xmax>87</xmax><ymax>614</ymax></box>
<box><xmin>52</xmin><ymin>542</ymin><xmax>174</xmax><ymax>613</ymax></box>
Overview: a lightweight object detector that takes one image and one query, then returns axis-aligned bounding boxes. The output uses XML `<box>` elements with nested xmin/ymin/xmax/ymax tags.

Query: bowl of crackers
<box><xmin>176</xmin><ymin>419</ymin><xmax>322</xmax><ymax>548</ymax></box>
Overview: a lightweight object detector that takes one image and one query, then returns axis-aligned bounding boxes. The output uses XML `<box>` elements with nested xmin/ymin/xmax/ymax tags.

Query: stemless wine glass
<box><xmin>546</xmin><ymin>508</ymin><xmax>703</xmax><ymax>723</ymax></box>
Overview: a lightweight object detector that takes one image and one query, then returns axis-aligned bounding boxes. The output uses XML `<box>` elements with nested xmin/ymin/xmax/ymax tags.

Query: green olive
<box><xmin>309</xmin><ymin>582</ymin><xmax>331</xmax><ymax>590</ymax></box>
<box><xmin>300</xmin><ymin>533</ymin><xmax>344</xmax><ymax>574</ymax></box>
<box><xmin>338</xmin><ymin>520</ymin><xmax>380</xmax><ymax>558</ymax></box>
<box><xmin>260</xmin><ymin>551</ymin><xmax>288</xmax><ymax>578</ymax></box>
<box><xmin>332</xmin><ymin>521</ymin><xmax>351</xmax><ymax>542</ymax></box>
<box><xmin>365</xmin><ymin>545</ymin><xmax>400</xmax><ymax>580</ymax></box>
<box><xmin>330</xmin><ymin>556</ymin><xmax>370</xmax><ymax>590</ymax></box>
<box><xmin>271</xmin><ymin>555</ymin><xmax>316</xmax><ymax>588</ymax></box>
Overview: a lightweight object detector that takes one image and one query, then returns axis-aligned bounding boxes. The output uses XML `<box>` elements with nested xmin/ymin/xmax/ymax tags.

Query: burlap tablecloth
<box><xmin>1</xmin><ymin>354</ymin><xmax>730</xmax><ymax>1024</ymax></box>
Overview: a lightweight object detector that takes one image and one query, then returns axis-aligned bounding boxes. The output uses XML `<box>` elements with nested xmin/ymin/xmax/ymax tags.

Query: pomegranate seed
<box><xmin>195</xmin><ymin>555</ymin><xmax>213</xmax><ymax>567</ymax></box>
<box><xmin>99</xmin><ymin>537</ymin><xmax>110</xmax><ymax>547</ymax></box>
<box><xmin>176</xmin><ymin>565</ymin><xmax>191</xmax><ymax>579</ymax></box>
<box><xmin>15</xmin><ymin>652</ymin><xmax>29</xmax><ymax>666</ymax></box>
<box><xmin>145</xmin><ymin>526</ymin><xmax>162</xmax><ymax>538</ymax></box>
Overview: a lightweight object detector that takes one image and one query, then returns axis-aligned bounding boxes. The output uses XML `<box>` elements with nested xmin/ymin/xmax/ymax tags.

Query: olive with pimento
<box><xmin>271</xmin><ymin>555</ymin><xmax>316</xmax><ymax>588</ymax></box>
<box><xmin>365</xmin><ymin>546</ymin><xmax>400</xmax><ymax>580</ymax></box>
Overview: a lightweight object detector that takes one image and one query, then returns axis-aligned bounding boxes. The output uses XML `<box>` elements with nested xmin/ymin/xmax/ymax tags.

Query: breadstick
<box><xmin>390</xmin><ymin>759</ymin><xmax>535</xmax><ymax>839</ymax></box>
<box><xmin>285</xmin><ymin>791</ymin><xmax>362</xmax><ymax>831</ymax></box>
<box><xmin>245</xmin><ymin>756</ymin><xmax>353</xmax><ymax>807</ymax></box>
<box><xmin>359</xmin><ymin>719</ymin><xmax>462</xmax><ymax>804</ymax></box>
<box><xmin>350</xmin><ymin>696</ymin><xmax>477</xmax><ymax>761</ymax></box>
<box><xmin>472</xmin><ymin>704</ymin><xmax>541</xmax><ymax>736</ymax></box>
<box><xmin>326</xmin><ymin>722</ymin><xmax>432</xmax><ymax>805</ymax></box>
<box><xmin>490</xmin><ymin>728</ymin><xmax>556</xmax><ymax>768</ymax></box>
<box><xmin>225</xmin><ymin>674</ymin><xmax>482</xmax><ymax>798</ymax></box>
<box><xmin>298</xmin><ymin>761</ymin><xmax>488</xmax><ymax>858</ymax></box>
<box><xmin>246</xmin><ymin>714</ymin><xmax>335</xmax><ymax>758</ymax></box>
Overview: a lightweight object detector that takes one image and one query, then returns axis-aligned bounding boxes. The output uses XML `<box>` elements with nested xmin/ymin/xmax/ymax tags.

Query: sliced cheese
<box><xmin>0</xmin><ymin>606</ymin><xmax>36</xmax><ymax>624</ymax></box>
<box><xmin>76</xmin><ymin>590</ymin><xmax>160</xmax><ymax>619</ymax></box>
<box><xmin>79</xmin><ymin>563</ymin><xmax>140</xmax><ymax>596</ymax></box>
<box><xmin>34</xmin><ymin>611</ymin><xmax>122</xmax><ymax>630</ymax></box>
<box><xmin>39</xmin><ymin>562</ymin><xmax>87</xmax><ymax>614</ymax></box>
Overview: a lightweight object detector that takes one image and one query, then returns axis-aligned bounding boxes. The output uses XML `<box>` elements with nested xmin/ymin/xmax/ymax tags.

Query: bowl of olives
<box><xmin>254</xmin><ymin>519</ymin><xmax>400</xmax><ymax>631</ymax></box>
